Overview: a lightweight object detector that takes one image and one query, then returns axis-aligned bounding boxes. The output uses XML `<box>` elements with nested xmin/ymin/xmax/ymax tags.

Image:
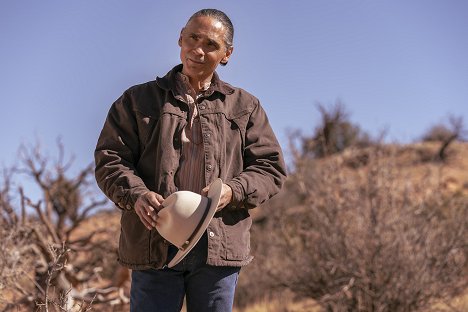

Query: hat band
<box><xmin>179</xmin><ymin>198</ymin><xmax>212</xmax><ymax>251</ymax></box>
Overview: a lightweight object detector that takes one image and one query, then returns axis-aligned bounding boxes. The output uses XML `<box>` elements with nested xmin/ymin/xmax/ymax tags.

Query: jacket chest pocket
<box><xmin>219</xmin><ymin>111</ymin><xmax>250</xmax><ymax>177</ymax></box>
<box><xmin>136</xmin><ymin>106</ymin><xmax>187</xmax><ymax>149</ymax></box>
<box><xmin>225</xmin><ymin>110</ymin><xmax>249</xmax><ymax>149</ymax></box>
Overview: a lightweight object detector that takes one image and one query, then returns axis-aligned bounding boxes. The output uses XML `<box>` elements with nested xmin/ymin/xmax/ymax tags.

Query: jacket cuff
<box><xmin>117</xmin><ymin>186</ymin><xmax>149</xmax><ymax>211</ymax></box>
<box><xmin>225</xmin><ymin>180</ymin><xmax>245</xmax><ymax>209</ymax></box>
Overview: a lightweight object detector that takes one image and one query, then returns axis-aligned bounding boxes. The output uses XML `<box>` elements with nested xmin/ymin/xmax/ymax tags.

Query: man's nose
<box><xmin>193</xmin><ymin>45</ymin><xmax>205</xmax><ymax>56</ymax></box>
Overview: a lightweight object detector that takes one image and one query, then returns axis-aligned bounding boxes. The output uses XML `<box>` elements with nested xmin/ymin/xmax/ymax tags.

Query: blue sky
<box><xmin>1</xmin><ymin>1</ymin><xmax>467</xmax><ymax>186</ymax></box>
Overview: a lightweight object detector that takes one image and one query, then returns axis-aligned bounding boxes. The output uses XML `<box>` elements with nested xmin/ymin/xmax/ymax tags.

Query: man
<box><xmin>95</xmin><ymin>8</ymin><xmax>286</xmax><ymax>312</ymax></box>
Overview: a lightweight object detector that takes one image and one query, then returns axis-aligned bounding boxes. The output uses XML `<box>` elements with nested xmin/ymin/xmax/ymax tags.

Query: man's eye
<box><xmin>207</xmin><ymin>41</ymin><xmax>218</xmax><ymax>48</ymax></box>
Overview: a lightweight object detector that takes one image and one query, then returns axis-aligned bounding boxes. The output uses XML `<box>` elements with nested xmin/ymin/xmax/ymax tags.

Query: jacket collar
<box><xmin>156</xmin><ymin>64</ymin><xmax>235</xmax><ymax>98</ymax></box>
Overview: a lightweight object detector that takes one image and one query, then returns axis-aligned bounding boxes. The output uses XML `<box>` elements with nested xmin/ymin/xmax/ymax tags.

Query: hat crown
<box><xmin>157</xmin><ymin>191</ymin><xmax>210</xmax><ymax>248</ymax></box>
<box><xmin>155</xmin><ymin>179</ymin><xmax>223</xmax><ymax>268</ymax></box>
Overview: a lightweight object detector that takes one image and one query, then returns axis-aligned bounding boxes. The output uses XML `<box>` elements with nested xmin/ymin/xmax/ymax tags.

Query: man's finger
<box><xmin>139</xmin><ymin>192</ymin><xmax>164</xmax><ymax>222</ymax></box>
<box><xmin>201</xmin><ymin>185</ymin><xmax>209</xmax><ymax>196</ymax></box>
<box><xmin>146</xmin><ymin>192</ymin><xmax>164</xmax><ymax>211</ymax></box>
<box><xmin>136</xmin><ymin>207</ymin><xmax>155</xmax><ymax>230</ymax></box>
<box><xmin>142</xmin><ymin>204</ymin><xmax>158</xmax><ymax>224</ymax></box>
<box><xmin>216</xmin><ymin>183</ymin><xmax>233</xmax><ymax>211</ymax></box>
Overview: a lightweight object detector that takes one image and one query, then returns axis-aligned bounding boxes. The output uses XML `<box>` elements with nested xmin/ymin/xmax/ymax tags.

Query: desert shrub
<box><xmin>0</xmin><ymin>223</ymin><xmax>37</xmax><ymax>309</ymax></box>
<box><xmin>422</xmin><ymin>124</ymin><xmax>455</xmax><ymax>142</ymax></box>
<box><xmin>244</xmin><ymin>147</ymin><xmax>467</xmax><ymax>312</ymax></box>
<box><xmin>420</xmin><ymin>115</ymin><xmax>466</xmax><ymax>162</ymax></box>
<box><xmin>301</xmin><ymin>102</ymin><xmax>373</xmax><ymax>158</ymax></box>
<box><xmin>0</xmin><ymin>142</ymin><xmax>126</xmax><ymax>311</ymax></box>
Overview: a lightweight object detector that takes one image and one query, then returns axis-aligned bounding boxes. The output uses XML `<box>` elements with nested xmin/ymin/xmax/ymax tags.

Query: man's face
<box><xmin>179</xmin><ymin>16</ymin><xmax>233</xmax><ymax>82</ymax></box>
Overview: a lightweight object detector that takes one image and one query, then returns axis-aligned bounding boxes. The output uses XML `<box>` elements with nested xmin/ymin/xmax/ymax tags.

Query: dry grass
<box><xmin>234</xmin><ymin>291</ymin><xmax>319</xmax><ymax>312</ymax></box>
<box><xmin>235</xmin><ymin>291</ymin><xmax>468</xmax><ymax>312</ymax></box>
<box><xmin>2</xmin><ymin>142</ymin><xmax>467</xmax><ymax>311</ymax></box>
<box><xmin>235</xmin><ymin>142</ymin><xmax>468</xmax><ymax>312</ymax></box>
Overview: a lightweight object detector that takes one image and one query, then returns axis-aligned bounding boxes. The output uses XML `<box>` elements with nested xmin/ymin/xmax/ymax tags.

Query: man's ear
<box><xmin>178</xmin><ymin>28</ymin><xmax>184</xmax><ymax>47</ymax></box>
<box><xmin>221</xmin><ymin>46</ymin><xmax>234</xmax><ymax>65</ymax></box>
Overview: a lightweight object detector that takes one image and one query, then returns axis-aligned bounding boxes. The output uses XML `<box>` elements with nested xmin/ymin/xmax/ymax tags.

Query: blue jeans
<box><xmin>130</xmin><ymin>233</ymin><xmax>241</xmax><ymax>312</ymax></box>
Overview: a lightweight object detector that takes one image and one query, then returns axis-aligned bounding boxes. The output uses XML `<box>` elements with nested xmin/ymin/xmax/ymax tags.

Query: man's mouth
<box><xmin>188</xmin><ymin>58</ymin><xmax>204</xmax><ymax>65</ymax></box>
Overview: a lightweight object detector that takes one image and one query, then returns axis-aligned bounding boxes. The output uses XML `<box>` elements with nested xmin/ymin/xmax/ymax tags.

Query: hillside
<box><xmin>1</xmin><ymin>141</ymin><xmax>466</xmax><ymax>311</ymax></box>
<box><xmin>71</xmin><ymin>141</ymin><xmax>468</xmax><ymax>312</ymax></box>
<box><xmin>236</xmin><ymin>141</ymin><xmax>468</xmax><ymax>311</ymax></box>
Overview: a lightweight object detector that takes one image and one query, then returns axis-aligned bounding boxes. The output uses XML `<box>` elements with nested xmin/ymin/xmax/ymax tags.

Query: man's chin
<box><xmin>186</xmin><ymin>68</ymin><xmax>207</xmax><ymax>78</ymax></box>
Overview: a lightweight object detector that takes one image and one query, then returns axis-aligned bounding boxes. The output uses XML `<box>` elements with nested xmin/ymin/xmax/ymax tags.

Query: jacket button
<box><xmin>209</xmin><ymin>231</ymin><xmax>215</xmax><ymax>237</ymax></box>
<box><xmin>206</xmin><ymin>164</ymin><xmax>212</xmax><ymax>170</ymax></box>
<box><xmin>203</xmin><ymin>133</ymin><xmax>210</xmax><ymax>138</ymax></box>
<box><xmin>199</xmin><ymin>105</ymin><xmax>206</xmax><ymax>110</ymax></box>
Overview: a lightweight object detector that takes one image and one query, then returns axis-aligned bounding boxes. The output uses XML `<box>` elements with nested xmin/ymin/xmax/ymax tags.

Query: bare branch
<box><xmin>26</xmin><ymin>198</ymin><xmax>61</xmax><ymax>244</ymax></box>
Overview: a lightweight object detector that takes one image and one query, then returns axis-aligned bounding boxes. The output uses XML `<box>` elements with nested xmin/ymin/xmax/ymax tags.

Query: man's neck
<box><xmin>179</xmin><ymin>70</ymin><xmax>213</xmax><ymax>93</ymax></box>
<box><xmin>189</xmin><ymin>76</ymin><xmax>212</xmax><ymax>93</ymax></box>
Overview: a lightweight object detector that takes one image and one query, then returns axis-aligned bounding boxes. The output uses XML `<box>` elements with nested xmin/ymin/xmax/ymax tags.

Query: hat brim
<box><xmin>167</xmin><ymin>178</ymin><xmax>223</xmax><ymax>268</ymax></box>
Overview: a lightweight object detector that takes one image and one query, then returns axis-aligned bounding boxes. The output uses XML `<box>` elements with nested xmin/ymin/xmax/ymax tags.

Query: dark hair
<box><xmin>188</xmin><ymin>9</ymin><xmax>234</xmax><ymax>66</ymax></box>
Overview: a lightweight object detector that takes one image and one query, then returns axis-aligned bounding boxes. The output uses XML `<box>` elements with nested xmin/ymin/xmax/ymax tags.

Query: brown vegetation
<box><xmin>1</xmin><ymin>109</ymin><xmax>467</xmax><ymax>311</ymax></box>
<box><xmin>299</xmin><ymin>102</ymin><xmax>374</xmax><ymax>159</ymax></box>
<box><xmin>421</xmin><ymin>115</ymin><xmax>467</xmax><ymax>162</ymax></box>
<box><xmin>235</xmin><ymin>142</ymin><xmax>468</xmax><ymax>312</ymax></box>
<box><xmin>0</xmin><ymin>141</ymin><xmax>127</xmax><ymax>311</ymax></box>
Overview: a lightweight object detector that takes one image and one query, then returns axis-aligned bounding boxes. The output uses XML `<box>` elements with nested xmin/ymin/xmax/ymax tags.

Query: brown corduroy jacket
<box><xmin>94</xmin><ymin>65</ymin><xmax>286</xmax><ymax>269</ymax></box>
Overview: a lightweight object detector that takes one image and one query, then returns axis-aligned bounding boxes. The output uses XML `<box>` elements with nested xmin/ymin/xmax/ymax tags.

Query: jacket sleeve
<box><xmin>94</xmin><ymin>90</ymin><xmax>149</xmax><ymax>210</ymax></box>
<box><xmin>225</xmin><ymin>101</ymin><xmax>287</xmax><ymax>209</ymax></box>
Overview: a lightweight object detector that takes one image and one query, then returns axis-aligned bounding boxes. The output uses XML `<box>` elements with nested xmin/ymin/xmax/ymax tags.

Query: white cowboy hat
<box><xmin>156</xmin><ymin>178</ymin><xmax>223</xmax><ymax>268</ymax></box>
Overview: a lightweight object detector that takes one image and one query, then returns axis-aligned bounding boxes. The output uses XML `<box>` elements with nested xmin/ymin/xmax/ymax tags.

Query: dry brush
<box><xmin>237</xmin><ymin>145</ymin><xmax>467</xmax><ymax>312</ymax></box>
<box><xmin>0</xmin><ymin>141</ymin><xmax>128</xmax><ymax>311</ymax></box>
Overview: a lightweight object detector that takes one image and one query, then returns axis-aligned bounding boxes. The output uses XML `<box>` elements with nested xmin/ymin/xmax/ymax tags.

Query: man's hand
<box><xmin>202</xmin><ymin>182</ymin><xmax>233</xmax><ymax>211</ymax></box>
<box><xmin>134</xmin><ymin>191</ymin><xmax>164</xmax><ymax>230</ymax></box>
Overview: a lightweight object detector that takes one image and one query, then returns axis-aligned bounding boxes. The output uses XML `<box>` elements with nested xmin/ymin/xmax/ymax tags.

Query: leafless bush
<box><xmin>421</xmin><ymin>115</ymin><xmax>467</xmax><ymax>162</ymax></box>
<box><xmin>245</xmin><ymin>146</ymin><xmax>467</xmax><ymax>312</ymax></box>
<box><xmin>0</xmin><ymin>141</ymin><xmax>128</xmax><ymax>311</ymax></box>
<box><xmin>300</xmin><ymin>102</ymin><xmax>373</xmax><ymax>158</ymax></box>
